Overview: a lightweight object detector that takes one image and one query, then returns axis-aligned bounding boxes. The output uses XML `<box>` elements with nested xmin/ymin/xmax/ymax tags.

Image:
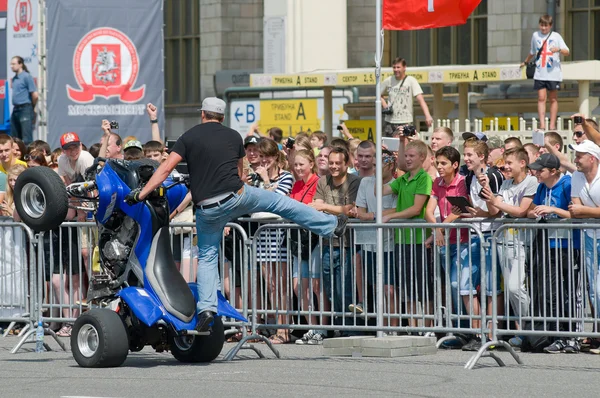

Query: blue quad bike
<box><xmin>14</xmin><ymin>158</ymin><xmax>245</xmax><ymax>367</ymax></box>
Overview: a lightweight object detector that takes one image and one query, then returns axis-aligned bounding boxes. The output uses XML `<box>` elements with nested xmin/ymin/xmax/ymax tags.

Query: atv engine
<box><xmin>99</xmin><ymin>214</ymin><xmax>137</xmax><ymax>280</ymax></box>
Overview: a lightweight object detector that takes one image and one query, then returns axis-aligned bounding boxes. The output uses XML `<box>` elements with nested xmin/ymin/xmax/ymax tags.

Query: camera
<box><xmin>110</xmin><ymin>120</ymin><xmax>119</xmax><ymax>130</ymax></box>
<box><xmin>382</xmin><ymin>105</ymin><xmax>393</xmax><ymax>115</ymax></box>
<box><xmin>248</xmin><ymin>173</ymin><xmax>262</xmax><ymax>187</ymax></box>
<box><xmin>574</xmin><ymin>116</ymin><xmax>583</xmax><ymax>125</ymax></box>
<box><xmin>336</xmin><ymin>125</ymin><xmax>344</xmax><ymax>131</ymax></box>
<box><xmin>401</xmin><ymin>125</ymin><xmax>416</xmax><ymax>137</ymax></box>
<box><xmin>286</xmin><ymin>137</ymin><xmax>295</xmax><ymax>149</ymax></box>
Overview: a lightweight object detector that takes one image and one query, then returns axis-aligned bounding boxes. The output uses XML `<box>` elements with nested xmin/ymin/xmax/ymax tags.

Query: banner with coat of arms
<box><xmin>46</xmin><ymin>0</ymin><xmax>164</xmax><ymax>149</ymax></box>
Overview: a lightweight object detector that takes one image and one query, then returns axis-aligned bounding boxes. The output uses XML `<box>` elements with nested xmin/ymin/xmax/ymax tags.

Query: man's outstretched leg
<box><xmin>230</xmin><ymin>185</ymin><xmax>347</xmax><ymax>238</ymax></box>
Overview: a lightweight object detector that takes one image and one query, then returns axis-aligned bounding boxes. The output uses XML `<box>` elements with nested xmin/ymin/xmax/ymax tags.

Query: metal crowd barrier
<box><xmin>467</xmin><ymin>219</ymin><xmax>600</xmax><ymax>369</ymax></box>
<box><xmin>0</xmin><ymin>221</ymin><xmax>35</xmax><ymax>344</ymax></box>
<box><xmin>235</xmin><ymin>219</ymin><xmax>490</xmax><ymax>358</ymax></box>
<box><xmin>7</xmin><ymin>216</ymin><xmax>600</xmax><ymax>369</ymax></box>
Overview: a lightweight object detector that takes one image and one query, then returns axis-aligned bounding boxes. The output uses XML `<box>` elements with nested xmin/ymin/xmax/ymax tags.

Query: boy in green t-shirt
<box><xmin>382</xmin><ymin>140</ymin><xmax>433</xmax><ymax>326</ymax></box>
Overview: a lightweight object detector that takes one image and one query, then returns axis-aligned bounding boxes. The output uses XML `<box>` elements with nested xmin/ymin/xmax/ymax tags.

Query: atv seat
<box><xmin>145</xmin><ymin>227</ymin><xmax>196</xmax><ymax>322</ymax></box>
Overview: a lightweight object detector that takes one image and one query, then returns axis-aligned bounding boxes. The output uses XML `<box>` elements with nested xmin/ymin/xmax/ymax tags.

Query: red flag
<box><xmin>383</xmin><ymin>0</ymin><xmax>482</xmax><ymax>30</ymax></box>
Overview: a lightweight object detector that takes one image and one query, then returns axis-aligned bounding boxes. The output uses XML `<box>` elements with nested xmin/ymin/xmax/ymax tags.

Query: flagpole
<box><xmin>375</xmin><ymin>0</ymin><xmax>384</xmax><ymax>338</ymax></box>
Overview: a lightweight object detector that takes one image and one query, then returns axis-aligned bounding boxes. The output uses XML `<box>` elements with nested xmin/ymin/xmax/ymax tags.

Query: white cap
<box><xmin>570</xmin><ymin>140</ymin><xmax>600</xmax><ymax>160</ymax></box>
<box><xmin>199</xmin><ymin>97</ymin><xmax>226</xmax><ymax>114</ymax></box>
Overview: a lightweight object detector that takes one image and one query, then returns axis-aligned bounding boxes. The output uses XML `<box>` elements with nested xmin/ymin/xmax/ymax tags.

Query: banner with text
<box><xmin>7</xmin><ymin>0</ymin><xmax>38</xmax><ymax>111</ymax></box>
<box><xmin>46</xmin><ymin>0</ymin><xmax>164</xmax><ymax>149</ymax></box>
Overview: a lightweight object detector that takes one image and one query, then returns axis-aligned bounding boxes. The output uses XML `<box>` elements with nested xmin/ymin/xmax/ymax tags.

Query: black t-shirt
<box><xmin>171</xmin><ymin>122</ymin><xmax>245</xmax><ymax>203</ymax></box>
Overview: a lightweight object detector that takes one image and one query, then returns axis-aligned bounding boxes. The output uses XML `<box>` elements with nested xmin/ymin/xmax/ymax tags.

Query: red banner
<box><xmin>383</xmin><ymin>0</ymin><xmax>481</xmax><ymax>30</ymax></box>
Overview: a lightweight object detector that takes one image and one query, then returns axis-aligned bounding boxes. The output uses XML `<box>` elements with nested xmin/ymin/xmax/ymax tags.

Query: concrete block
<box><xmin>489</xmin><ymin>1</ymin><xmax>504</xmax><ymax>14</ymax></box>
<box><xmin>240</xmin><ymin>4</ymin><xmax>260</xmax><ymax>18</ymax></box>
<box><xmin>323</xmin><ymin>336</ymin><xmax>372</xmax><ymax>348</ymax></box>
<box><xmin>323</xmin><ymin>347</ymin><xmax>363</xmax><ymax>356</ymax></box>
<box><xmin>497</xmin><ymin>46</ymin><xmax>512</xmax><ymax>60</ymax></box>
<box><xmin>360</xmin><ymin>344</ymin><xmax>437</xmax><ymax>358</ymax></box>
<box><xmin>512</xmin><ymin>15</ymin><xmax>522</xmax><ymax>31</ymax></box>
<box><xmin>497</xmin><ymin>14</ymin><xmax>513</xmax><ymax>31</ymax></box>
<box><xmin>504</xmin><ymin>30</ymin><xmax>519</xmax><ymax>46</ymax></box>
<box><xmin>360</xmin><ymin>336</ymin><xmax>414</xmax><ymax>349</ymax></box>
<box><xmin>226</xmin><ymin>3</ymin><xmax>241</xmax><ymax>17</ymax></box>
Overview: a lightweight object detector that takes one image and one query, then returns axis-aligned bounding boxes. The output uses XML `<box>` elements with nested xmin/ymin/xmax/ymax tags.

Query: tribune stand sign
<box><xmin>7</xmin><ymin>0</ymin><xmax>38</xmax><ymax>112</ymax></box>
<box><xmin>46</xmin><ymin>0</ymin><xmax>164</xmax><ymax>149</ymax></box>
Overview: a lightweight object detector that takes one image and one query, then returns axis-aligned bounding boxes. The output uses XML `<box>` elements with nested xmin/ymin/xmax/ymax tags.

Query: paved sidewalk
<box><xmin>0</xmin><ymin>335</ymin><xmax>598</xmax><ymax>397</ymax></box>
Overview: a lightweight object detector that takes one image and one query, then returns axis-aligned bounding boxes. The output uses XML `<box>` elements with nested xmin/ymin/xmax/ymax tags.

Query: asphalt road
<box><xmin>0</xmin><ymin>334</ymin><xmax>599</xmax><ymax>397</ymax></box>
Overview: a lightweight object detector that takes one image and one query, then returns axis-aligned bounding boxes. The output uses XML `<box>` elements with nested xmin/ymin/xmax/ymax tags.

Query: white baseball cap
<box><xmin>199</xmin><ymin>97</ymin><xmax>226</xmax><ymax>114</ymax></box>
<box><xmin>570</xmin><ymin>140</ymin><xmax>600</xmax><ymax>160</ymax></box>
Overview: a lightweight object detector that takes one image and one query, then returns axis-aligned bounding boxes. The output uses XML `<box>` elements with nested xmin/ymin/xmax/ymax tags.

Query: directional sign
<box><xmin>228</xmin><ymin>97</ymin><xmax>349</xmax><ymax>137</ymax></box>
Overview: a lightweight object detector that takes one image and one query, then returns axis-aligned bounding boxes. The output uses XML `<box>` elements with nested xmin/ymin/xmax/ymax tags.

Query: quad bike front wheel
<box><xmin>71</xmin><ymin>309</ymin><xmax>130</xmax><ymax>368</ymax></box>
<box><xmin>14</xmin><ymin>166</ymin><xmax>68</xmax><ymax>232</ymax></box>
<box><xmin>170</xmin><ymin>317</ymin><xmax>225</xmax><ymax>363</ymax></box>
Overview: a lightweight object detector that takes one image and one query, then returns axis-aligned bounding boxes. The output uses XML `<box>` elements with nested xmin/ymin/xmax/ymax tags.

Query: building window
<box><xmin>567</xmin><ymin>0</ymin><xmax>600</xmax><ymax>61</ymax></box>
<box><xmin>391</xmin><ymin>2</ymin><xmax>487</xmax><ymax>66</ymax></box>
<box><xmin>164</xmin><ymin>0</ymin><xmax>200</xmax><ymax>106</ymax></box>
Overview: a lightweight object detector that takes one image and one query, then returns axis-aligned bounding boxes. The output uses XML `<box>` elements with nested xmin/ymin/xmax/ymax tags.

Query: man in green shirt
<box><xmin>382</xmin><ymin>139</ymin><xmax>433</xmax><ymax>327</ymax></box>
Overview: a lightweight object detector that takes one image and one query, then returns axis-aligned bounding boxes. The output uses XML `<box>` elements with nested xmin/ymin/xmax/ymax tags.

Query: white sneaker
<box><xmin>307</xmin><ymin>332</ymin><xmax>324</xmax><ymax>345</ymax></box>
<box><xmin>296</xmin><ymin>330</ymin><xmax>316</xmax><ymax>345</ymax></box>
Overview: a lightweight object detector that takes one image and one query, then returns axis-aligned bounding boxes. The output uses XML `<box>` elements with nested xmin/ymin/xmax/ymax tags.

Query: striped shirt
<box><xmin>256</xmin><ymin>170</ymin><xmax>294</xmax><ymax>262</ymax></box>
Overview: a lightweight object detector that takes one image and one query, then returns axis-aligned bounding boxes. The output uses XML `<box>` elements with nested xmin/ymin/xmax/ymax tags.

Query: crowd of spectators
<box><xmin>3</xmin><ymin>97</ymin><xmax>600</xmax><ymax>355</ymax></box>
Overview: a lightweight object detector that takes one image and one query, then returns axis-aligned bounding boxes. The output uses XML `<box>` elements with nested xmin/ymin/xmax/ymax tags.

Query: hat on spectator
<box><xmin>462</xmin><ymin>132</ymin><xmax>488</xmax><ymax>142</ymax></box>
<box><xmin>570</xmin><ymin>140</ymin><xmax>600</xmax><ymax>160</ymax></box>
<box><xmin>244</xmin><ymin>136</ymin><xmax>260</xmax><ymax>148</ymax></box>
<box><xmin>487</xmin><ymin>136</ymin><xmax>504</xmax><ymax>150</ymax></box>
<box><xmin>199</xmin><ymin>97</ymin><xmax>226</xmax><ymax>114</ymax></box>
<box><xmin>124</xmin><ymin>140</ymin><xmax>143</xmax><ymax>151</ymax></box>
<box><xmin>528</xmin><ymin>153</ymin><xmax>561</xmax><ymax>170</ymax></box>
<box><xmin>60</xmin><ymin>132</ymin><xmax>80</xmax><ymax>149</ymax></box>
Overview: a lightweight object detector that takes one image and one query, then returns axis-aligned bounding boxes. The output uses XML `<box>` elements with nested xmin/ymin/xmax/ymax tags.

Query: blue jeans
<box><xmin>10</xmin><ymin>104</ymin><xmax>34</xmax><ymax>144</ymax></box>
<box><xmin>466</xmin><ymin>234</ymin><xmax>500</xmax><ymax>296</ymax></box>
<box><xmin>195</xmin><ymin>185</ymin><xmax>337</xmax><ymax>313</ymax></box>
<box><xmin>322</xmin><ymin>246</ymin><xmax>353</xmax><ymax>318</ymax></box>
<box><xmin>585</xmin><ymin>234</ymin><xmax>600</xmax><ymax>318</ymax></box>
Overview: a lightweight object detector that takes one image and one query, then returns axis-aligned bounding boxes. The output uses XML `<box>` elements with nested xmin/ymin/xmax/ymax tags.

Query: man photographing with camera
<box><xmin>99</xmin><ymin>119</ymin><xmax>124</xmax><ymax>159</ymax></box>
<box><xmin>381</xmin><ymin>57</ymin><xmax>433</xmax><ymax>137</ymax></box>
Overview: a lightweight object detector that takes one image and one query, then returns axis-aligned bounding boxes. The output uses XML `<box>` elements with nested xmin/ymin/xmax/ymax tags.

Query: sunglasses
<box><xmin>574</xmin><ymin>131</ymin><xmax>584</xmax><ymax>138</ymax></box>
<box><xmin>498</xmin><ymin>166</ymin><xmax>506</xmax><ymax>172</ymax></box>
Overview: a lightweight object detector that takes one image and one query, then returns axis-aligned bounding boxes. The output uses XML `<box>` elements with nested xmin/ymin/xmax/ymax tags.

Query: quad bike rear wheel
<box><xmin>170</xmin><ymin>317</ymin><xmax>224</xmax><ymax>363</ymax></box>
<box><xmin>14</xmin><ymin>166</ymin><xmax>68</xmax><ymax>232</ymax></box>
<box><xmin>71</xmin><ymin>309</ymin><xmax>129</xmax><ymax>368</ymax></box>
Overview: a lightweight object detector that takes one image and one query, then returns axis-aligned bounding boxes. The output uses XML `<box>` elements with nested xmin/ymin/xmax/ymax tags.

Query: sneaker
<box><xmin>440</xmin><ymin>339</ymin><xmax>464</xmax><ymax>349</ymax></box>
<box><xmin>334</xmin><ymin>214</ymin><xmax>348</xmax><ymax>238</ymax></box>
<box><xmin>296</xmin><ymin>330</ymin><xmax>316</xmax><ymax>345</ymax></box>
<box><xmin>307</xmin><ymin>332</ymin><xmax>324</xmax><ymax>345</ymax></box>
<box><xmin>382</xmin><ymin>331</ymin><xmax>398</xmax><ymax>337</ymax></box>
<box><xmin>462</xmin><ymin>338</ymin><xmax>482</xmax><ymax>352</ymax></box>
<box><xmin>508</xmin><ymin>336</ymin><xmax>523</xmax><ymax>348</ymax></box>
<box><xmin>563</xmin><ymin>339</ymin><xmax>581</xmax><ymax>354</ymax></box>
<box><xmin>348</xmin><ymin>302</ymin><xmax>364</xmax><ymax>314</ymax></box>
<box><xmin>543</xmin><ymin>339</ymin><xmax>566</xmax><ymax>354</ymax></box>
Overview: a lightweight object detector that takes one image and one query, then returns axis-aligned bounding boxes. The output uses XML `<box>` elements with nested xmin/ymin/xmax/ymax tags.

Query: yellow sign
<box><xmin>270</xmin><ymin>74</ymin><xmax>324</xmax><ymax>87</ymax></box>
<box><xmin>250</xmin><ymin>66</ymin><xmax>527</xmax><ymax>87</ymax></box>
<box><xmin>259</xmin><ymin>99</ymin><xmax>321</xmax><ymax>136</ymax></box>
<box><xmin>336</xmin><ymin>71</ymin><xmax>427</xmax><ymax>86</ymax></box>
<box><xmin>482</xmin><ymin>117</ymin><xmax>520</xmax><ymax>132</ymax></box>
<box><xmin>344</xmin><ymin>120</ymin><xmax>376</xmax><ymax>141</ymax></box>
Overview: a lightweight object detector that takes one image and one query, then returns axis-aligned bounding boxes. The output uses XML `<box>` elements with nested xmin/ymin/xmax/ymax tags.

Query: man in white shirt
<box><xmin>569</xmin><ymin>141</ymin><xmax>600</xmax><ymax>321</ymax></box>
<box><xmin>381</xmin><ymin>57</ymin><xmax>433</xmax><ymax>136</ymax></box>
<box><xmin>520</xmin><ymin>14</ymin><xmax>569</xmax><ymax>130</ymax></box>
<box><xmin>57</xmin><ymin>132</ymin><xmax>95</xmax><ymax>185</ymax></box>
